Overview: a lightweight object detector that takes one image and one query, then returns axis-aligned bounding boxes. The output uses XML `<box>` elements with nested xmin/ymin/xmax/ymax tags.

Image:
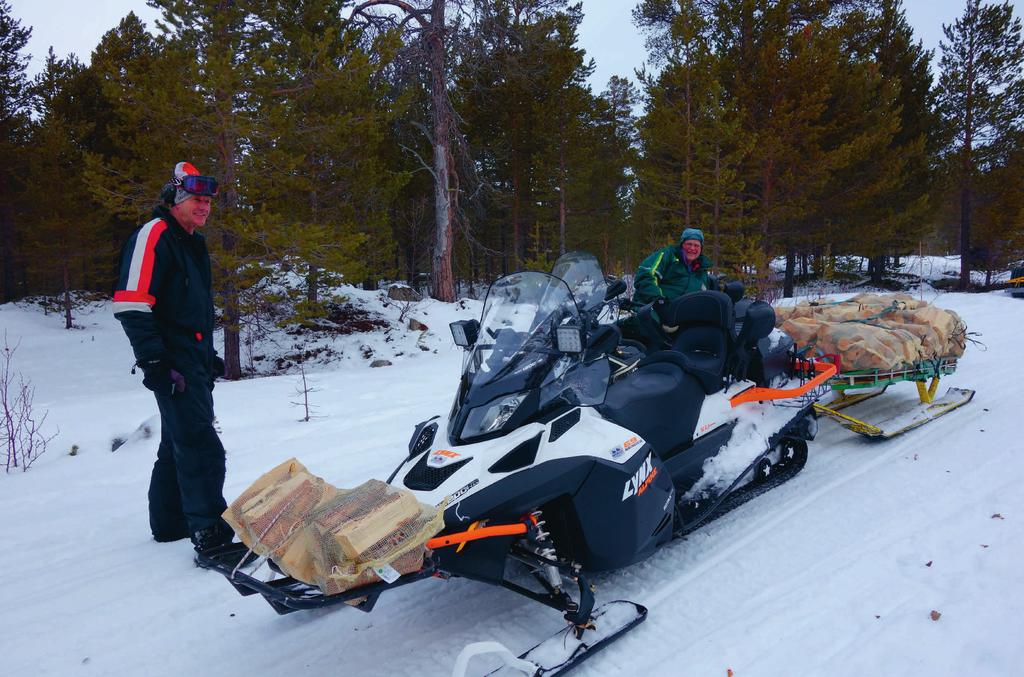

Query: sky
<box><xmin>8</xmin><ymin>0</ymin><xmax>1024</xmax><ymax>92</ymax></box>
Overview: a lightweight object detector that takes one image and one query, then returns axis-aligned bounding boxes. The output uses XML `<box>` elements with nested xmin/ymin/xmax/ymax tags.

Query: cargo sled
<box><xmin>776</xmin><ymin>294</ymin><xmax>974</xmax><ymax>439</ymax></box>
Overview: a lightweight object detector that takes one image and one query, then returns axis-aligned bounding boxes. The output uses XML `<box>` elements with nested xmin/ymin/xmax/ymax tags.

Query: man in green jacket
<box><xmin>633</xmin><ymin>227</ymin><xmax>715</xmax><ymax>305</ymax></box>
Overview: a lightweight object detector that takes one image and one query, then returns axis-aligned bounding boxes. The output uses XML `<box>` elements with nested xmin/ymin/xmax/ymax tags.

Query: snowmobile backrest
<box><xmin>735</xmin><ymin>301</ymin><xmax>775</xmax><ymax>348</ymax></box>
<box><xmin>729</xmin><ymin>301</ymin><xmax>776</xmax><ymax>383</ymax></box>
<box><xmin>662</xmin><ymin>290</ymin><xmax>735</xmax><ymax>331</ymax></box>
<box><xmin>665</xmin><ymin>291</ymin><xmax>735</xmax><ymax>394</ymax></box>
<box><xmin>724</xmin><ymin>280</ymin><xmax>745</xmax><ymax>304</ymax></box>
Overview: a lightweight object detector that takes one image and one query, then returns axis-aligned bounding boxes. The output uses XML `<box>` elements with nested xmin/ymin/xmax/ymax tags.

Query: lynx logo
<box><xmin>428</xmin><ymin>449</ymin><xmax>462</xmax><ymax>468</ymax></box>
<box><xmin>622</xmin><ymin>453</ymin><xmax>659</xmax><ymax>501</ymax></box>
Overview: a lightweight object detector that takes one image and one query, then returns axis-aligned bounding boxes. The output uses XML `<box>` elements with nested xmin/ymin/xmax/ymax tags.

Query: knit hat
<box><xmin>679</xmin><ymin>227</ymin><xmax>704</xmax><ymax>244</ymax></box>
<box><xmin>161</xmin><ymin>162</ymin><xmax>219</xmax><ymax>205</ymax></box>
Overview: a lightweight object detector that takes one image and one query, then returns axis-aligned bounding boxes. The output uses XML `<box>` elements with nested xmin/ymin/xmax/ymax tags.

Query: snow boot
<box><xmin>191</xmin><ymin>522</ymin><xmax>234</xmax><ymax>553</ymax></box>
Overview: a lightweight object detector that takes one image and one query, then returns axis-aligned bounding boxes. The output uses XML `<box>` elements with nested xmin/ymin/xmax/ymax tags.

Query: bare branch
<box><xmin>350</xmin><ymin>0</ymin><xmax>431</xmax><ymax>29</ymax></box>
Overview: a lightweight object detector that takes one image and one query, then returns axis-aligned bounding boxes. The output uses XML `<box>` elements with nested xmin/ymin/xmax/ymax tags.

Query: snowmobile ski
<box><xmin>814</xmin><ymin>386</ymin><xmax>975</xmax><ymax>439</ymax></box>
<box><xmin>450</xmin><ymin>601</ymin><xmax>648</xmax><ymax>677</ymax></box>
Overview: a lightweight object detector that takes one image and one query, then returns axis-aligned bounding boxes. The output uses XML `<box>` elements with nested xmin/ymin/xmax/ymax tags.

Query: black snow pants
<box><xmin>148</xmin><ymin>376</ymin><xmax>228</xmax><ymax>541</ymax></box>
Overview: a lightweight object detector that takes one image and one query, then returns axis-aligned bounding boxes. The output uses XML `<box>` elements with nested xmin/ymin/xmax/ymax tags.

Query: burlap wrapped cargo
<box><xmin>774</xmin><ymin>294</ymin><xmax>966</xmax><ymax>372</ymax></box>
<box><xmin>224</xmin><ymin>460</ymin><xmax>445</xmax><ymax>595</ymax></box>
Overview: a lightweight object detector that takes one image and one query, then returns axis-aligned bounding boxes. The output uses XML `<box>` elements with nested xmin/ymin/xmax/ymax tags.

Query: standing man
<box><xmin>113</xmin><ymin>161</ymin><xmax>233</xmax><ymax>554</ymax></box>
<box><xmin>632</xmin><ymin>227</ymin><xmax>716</xmax><ymax>305</ymax></box>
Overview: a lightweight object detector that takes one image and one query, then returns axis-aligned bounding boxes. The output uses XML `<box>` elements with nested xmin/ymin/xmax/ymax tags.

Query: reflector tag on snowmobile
<box><xmin>622</xmin><ymin>452</ymin><xmax>658</xmax><ymax>501</ymax></box>
<box><xmin>428</xmin><ymin>449</ymin><xmax>462</xmax><ymax>467</ymax></box>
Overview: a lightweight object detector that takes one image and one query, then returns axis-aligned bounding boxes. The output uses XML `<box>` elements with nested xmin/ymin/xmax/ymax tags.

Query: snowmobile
<box><xmin>198</xmin><ymin>252</ymin><xmax>835</xmax><ymax>676</ymax></box>
<box><xmin>1010</xmin><ymin>266</ymin><xmax>1024</xmax><ymax>299</ymax></box>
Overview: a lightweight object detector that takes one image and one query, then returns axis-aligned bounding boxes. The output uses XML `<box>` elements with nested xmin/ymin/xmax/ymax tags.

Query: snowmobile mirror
<box><xmin>555</xmin><ymin>325</ymin><xmax>585</xmax><ymax>353</ymax></box>
<box><xmin>450</xmin><ymin>319</ymin><xmax>480</xmax><ymax>348</ymax></box>
<box><xmin>604</xmin><ymin>278</ymin><xmax>627</xmax><ymax>301</ymax></box>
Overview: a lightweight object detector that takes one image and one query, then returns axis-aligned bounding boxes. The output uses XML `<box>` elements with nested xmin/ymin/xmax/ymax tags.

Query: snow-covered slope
<box><xmin>1</xmin><ymin>289</ymin><xmax>1021</xmax><ymax>677</ymax></box>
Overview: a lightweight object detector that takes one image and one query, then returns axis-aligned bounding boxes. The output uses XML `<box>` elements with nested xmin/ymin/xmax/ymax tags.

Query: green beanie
<box><xmin>679</xmin><ymin>227</ymin><xmax>704</xmax><ymax>244</ymax></box>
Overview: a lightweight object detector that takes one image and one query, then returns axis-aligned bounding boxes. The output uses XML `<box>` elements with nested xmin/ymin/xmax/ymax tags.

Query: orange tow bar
<box><xmin>729</xmin><ymin>360</ymin><xmax>838</xmax><ymax>408</ymax></box>
<box><xmin>426</xmin><ymin>523</ymin><xmax>528</xmax><ymax>550</ymax></box>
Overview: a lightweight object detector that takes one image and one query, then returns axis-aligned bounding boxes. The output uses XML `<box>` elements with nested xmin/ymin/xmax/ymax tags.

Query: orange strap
<box><xmin>729</xmin><ymin>360</ymin><xmax>837</xmax><ymax>408</ymax></box>
<box><xmin>426</xmin><ymin>523</ymin><xmax>527</xmax><ymax>550</ymax></box>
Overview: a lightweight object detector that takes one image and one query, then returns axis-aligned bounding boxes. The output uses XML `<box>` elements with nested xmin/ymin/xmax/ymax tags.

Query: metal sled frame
<box><xmin>195</xmin><ymin>543</ymin><xmax>438</xmax><ymax>615</ymax></box>
<box><xmin>813</xmin><ymin>358</ymin><xmax>974</xmax><ymax>439</ymax></box>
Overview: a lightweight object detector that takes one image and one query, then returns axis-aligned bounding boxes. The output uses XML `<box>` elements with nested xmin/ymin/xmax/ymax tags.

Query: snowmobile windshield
<box><xmin>450</xmin><ymin>266</ymin><xmax>610</xmax><ymax>444</ymax></box>
<box><xmin>550</xmin><ymin>251</ymin><xmax>607</xmax><ymax>314</ymax></box>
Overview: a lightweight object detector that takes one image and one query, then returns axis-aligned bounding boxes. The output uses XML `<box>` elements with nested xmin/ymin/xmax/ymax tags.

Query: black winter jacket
<box><xmin>113</xmin><ymin>205</ymin><xmax>217</xmax><ymax>377</ymax></box>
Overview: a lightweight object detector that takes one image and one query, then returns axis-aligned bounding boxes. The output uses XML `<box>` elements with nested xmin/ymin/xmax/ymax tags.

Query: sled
<box><xmin>1010</xmin><ymin>272</ymin><xmax>1024</xmax><ymax>298</ymax></box>
<box><xmin>813</xmin><ymin>358</ymin><xmax>975</xmax><ymax>439</ymax></box>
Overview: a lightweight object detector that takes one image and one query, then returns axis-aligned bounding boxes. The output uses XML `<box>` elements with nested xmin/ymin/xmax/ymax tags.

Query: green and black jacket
<box><xmin>632</xmin><ymin>245</ymin><xmax>714</xmax><ymax>304</ymax></box>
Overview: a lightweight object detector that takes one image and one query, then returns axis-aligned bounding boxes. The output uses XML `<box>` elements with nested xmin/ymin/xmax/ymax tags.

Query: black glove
<box><xmin>140</xmin><ymin>358</ymin><xmax>186</xmax><ymax>396</ymax></box>
<box><xmin>212</xmin><ymin>355</ymin><xmax>225</xmax><ymax>379</ymax></box>
<box><xmin>653</xmin><ymin>296</ymin><xmax>678</xmax><ymax>333</ymax></box>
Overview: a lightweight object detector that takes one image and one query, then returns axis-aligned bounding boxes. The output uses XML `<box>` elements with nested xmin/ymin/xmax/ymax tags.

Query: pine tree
<box><xmin>247</xmin><ymin>0</ymin><xmax>406</xmax><ymax>319</ymax></box>
<box><xmin>935</xmin><ymin>0</ymin><xmax>1024</xmax><ymax>289</ymax></box>
<box><xmin>145</xmin><ymin>0</ymin><xmax>260</xmax><ymax>379</ymax></box>
<box><xmin>23</xmin><ymin>51</ymin><xmax>110</xmax><ymax>327</ymax></box>
<box><xmin>0</xmin><ymin>0</ymin><xmax>32</xmax><ymax>302</ymax></box>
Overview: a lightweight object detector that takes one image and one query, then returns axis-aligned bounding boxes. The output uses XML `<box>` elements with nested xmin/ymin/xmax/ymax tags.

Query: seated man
<box><xmin>618</xmin><ymin>228</ymin><xmax>717</xmax><ymax>350</ymax></box>
<box><xmin>633</xmin><ymin>227</ymin><xmax>716</xmax><ymax>305</ymax></box>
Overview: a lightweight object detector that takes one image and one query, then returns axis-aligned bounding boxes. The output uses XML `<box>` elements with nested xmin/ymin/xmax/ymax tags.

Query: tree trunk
<box><xmin>869</xmin><ymin>254</ymin><xmax>884</xmax><ymax>285</ymax></box>
<box><xmin>307</xmin><ymin>264</ymin><xmax>319</xmax><ymax>303</ymax></box>
<box><xmin>783</xmin><ymin>248</ymin><xmax>795</xmax><ymax>298</ymax></box>
<box><xmin>428</xmin><ymin>0</ymin><xmax>454</xmax><ymax>302</ymax></box>
<box><xmin>63</xmin><ymin>261</ymin><xmax>72</xmax><ymax>329</ymax></box>
<box><xmin>558</xmin><ymin>138</ymin><xmax>566</xmax><ymax>256</ymax></box>
<box><xmin>217</xmin><ymin>123</ymin><xmax>241</xmax><ymax>380</ymax></box>
<box><xmin>960</xmin><ymin>32</ymin><xmax>975</xmax><ymax>291</ymax></box>
<box><xmin>712</xmin><ymin>145</ymin><xmax>721</xmax><ymax>266</ymax></box>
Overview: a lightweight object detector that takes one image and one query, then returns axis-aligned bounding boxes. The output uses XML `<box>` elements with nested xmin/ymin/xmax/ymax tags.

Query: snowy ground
<box><xmin>1</xmin><ymin>285</ymin><xmax>1022</xmax><ymax>677</ymax></box>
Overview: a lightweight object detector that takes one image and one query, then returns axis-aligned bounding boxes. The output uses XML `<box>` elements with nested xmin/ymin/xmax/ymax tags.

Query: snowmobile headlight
<box><xmin>463</xmin><ymin>392</ymin><xmax>526</xmax><ymax>439</ymax></box>
<box><xmin>555</xmin><ymin>324</ymin><xmax>584</xmax><ymax>353</ymax></box>
<box><xmin>450</xmin><ymin>319</ymin><xmax>480</xmax><ymax>348</ymax></box>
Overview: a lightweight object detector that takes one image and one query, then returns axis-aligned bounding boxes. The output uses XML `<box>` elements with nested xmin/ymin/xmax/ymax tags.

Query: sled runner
<box><xmin>813</xmin><ymin>358</ymin><xmax>975</xmax><ymax>439</ymax></box>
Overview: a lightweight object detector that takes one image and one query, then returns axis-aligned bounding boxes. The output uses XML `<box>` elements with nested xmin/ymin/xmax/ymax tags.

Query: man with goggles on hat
<box><xmin>113</xmin><ymin>161</ymin><xmax>235</xmax><ymax>556</ymax></box>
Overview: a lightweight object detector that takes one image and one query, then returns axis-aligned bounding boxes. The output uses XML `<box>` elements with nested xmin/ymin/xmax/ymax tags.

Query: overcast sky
<box><xmin>9</xmin><ymin>0</ymin><xmax>1024</xmax><ymax>92</ymax></box>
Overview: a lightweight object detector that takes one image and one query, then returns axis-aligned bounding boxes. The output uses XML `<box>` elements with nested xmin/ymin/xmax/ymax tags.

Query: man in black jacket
<box><xmin>114</xmin><ymin>162</ymin><xmax>233</xmax><ymax>553</ymax></box>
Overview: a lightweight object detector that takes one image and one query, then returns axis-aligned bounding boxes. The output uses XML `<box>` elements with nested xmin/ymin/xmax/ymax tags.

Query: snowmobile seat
<box><xmin>663</xmin><ymin>291</ymin><xmax>735</xmax><ymax>394</ymax></box>
<box><xmin>597</xmin><ymin>350</ymin><xmax>705</xmax><ymax>458</ymax></box>
<box><xmin>730</xmin><ymin>301</ymin><xmax>776</xmax><ymax>381</ymax></box>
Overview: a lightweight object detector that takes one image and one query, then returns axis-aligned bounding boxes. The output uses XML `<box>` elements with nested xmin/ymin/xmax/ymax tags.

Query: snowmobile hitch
<box><xmin>729</xmin><ymin>359</ymin><xmax>837</xmax><ymax>407</ymax></box>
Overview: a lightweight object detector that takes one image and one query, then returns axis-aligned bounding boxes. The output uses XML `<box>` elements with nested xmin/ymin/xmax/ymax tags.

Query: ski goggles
<box><xmin>178</xmin><ymin>174</ymin><xmax>220</xmax><ymax>197</ymax></box>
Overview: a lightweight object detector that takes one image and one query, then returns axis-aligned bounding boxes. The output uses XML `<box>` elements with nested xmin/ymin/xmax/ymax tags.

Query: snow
<box><xmin>1</xmin><ymin>287</ymin><xmax>1023</xmax><ymax>677</ymax></box>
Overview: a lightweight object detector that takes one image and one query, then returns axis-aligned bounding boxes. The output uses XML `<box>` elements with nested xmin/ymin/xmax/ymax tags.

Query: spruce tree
<box><xmin>0</xmin><ymin>0</ymin><xmax>32</xmax><ymax>302</ymax></box>
<box><xmin>23</xmin><ymin>51</ymin><xmax>111</xmax><ymax>327</ymax></box>
<box><xmin>936</xmin><ymin>0</ymin><xmax>1024</xmax><ymax>289</ymax></box>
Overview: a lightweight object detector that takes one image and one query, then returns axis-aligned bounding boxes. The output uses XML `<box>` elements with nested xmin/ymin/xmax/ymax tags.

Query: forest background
<box><xmin>0</xmin><ymin>0</ymin><xmax>1022</xmax><ymax>379</ymax></box>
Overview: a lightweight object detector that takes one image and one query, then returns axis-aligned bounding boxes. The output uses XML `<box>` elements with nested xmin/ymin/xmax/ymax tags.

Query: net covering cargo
<box><xmin>223</xmin><ymin>458</ymin><xmax>446</xmax><ymax>595</ymax></box>
<box><xmin>774</xmin><ymin>293</ymin><xmax>967</xmax><ymax>372</ymax></box>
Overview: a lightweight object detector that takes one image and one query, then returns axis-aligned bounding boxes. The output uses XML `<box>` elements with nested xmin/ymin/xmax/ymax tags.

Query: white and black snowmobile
<box><xmin>198</xmin><ymin>252</ymin><xmax>835</xmax><ymax>676</ymax></box>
